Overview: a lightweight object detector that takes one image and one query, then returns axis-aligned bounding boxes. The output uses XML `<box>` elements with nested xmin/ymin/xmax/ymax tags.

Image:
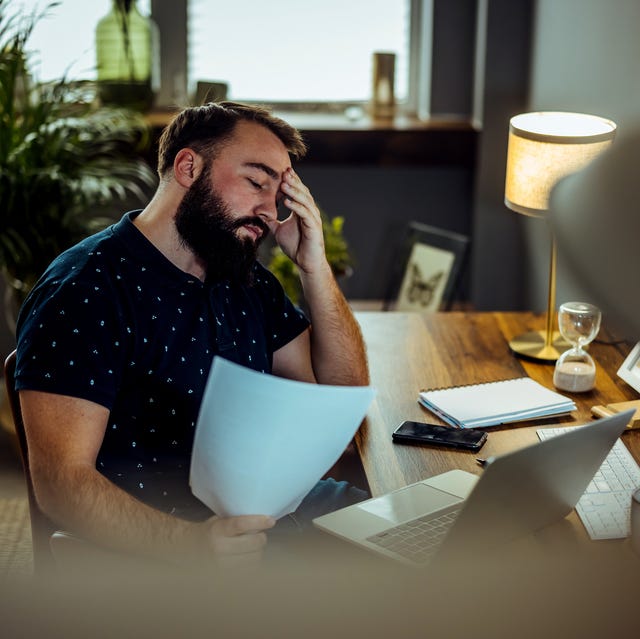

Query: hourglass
<box><xmin>553</xmin><ymin>302</ymin><xmax>602</xmax><ymax>392</ymax></box>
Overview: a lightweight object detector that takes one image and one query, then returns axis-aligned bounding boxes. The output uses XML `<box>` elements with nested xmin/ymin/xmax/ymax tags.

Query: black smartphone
<box><xmin>392</xmin><ymin>421</ymin><xmax>487</xmax><ymax>451</ymax></box>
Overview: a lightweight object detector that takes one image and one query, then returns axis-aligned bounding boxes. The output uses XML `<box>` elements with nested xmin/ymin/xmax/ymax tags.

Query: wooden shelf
<box><xmin>145</xmin><ymin>110</ymin><xmax>479</xmax><ymax>167</ymax></box>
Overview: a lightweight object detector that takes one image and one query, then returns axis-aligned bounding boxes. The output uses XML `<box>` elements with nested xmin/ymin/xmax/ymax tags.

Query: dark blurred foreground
<box><xmin>1</xmin><ymin>520</ymin><xmax>638</xmax><ymax>639</ymax></box>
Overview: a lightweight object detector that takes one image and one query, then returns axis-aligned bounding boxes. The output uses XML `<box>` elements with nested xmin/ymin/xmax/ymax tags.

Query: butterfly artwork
<box><xmin>395</xmin><ymin>241</ymin><xmax>455</xmax><ymax>312</ymax></box>
<box><xmin>406</xmin><ymin>264</ymin><xmax>444</xmax><ymax>307</ymax></box>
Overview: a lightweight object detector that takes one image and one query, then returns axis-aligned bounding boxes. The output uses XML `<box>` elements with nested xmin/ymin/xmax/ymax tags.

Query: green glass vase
<box><xmin>95</xmin><ymin>0</ymin><xmax>159</xmax><ymax>111</ymax></box>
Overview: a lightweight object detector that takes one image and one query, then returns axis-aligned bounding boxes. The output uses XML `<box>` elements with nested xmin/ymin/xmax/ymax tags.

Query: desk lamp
<box><xmin>504</xmin><ymin>111</ymin><xmax>616</xmax><ymax>361</ymax></box>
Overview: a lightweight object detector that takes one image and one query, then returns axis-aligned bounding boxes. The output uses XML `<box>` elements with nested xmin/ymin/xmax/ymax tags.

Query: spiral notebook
<box><xmin>418</xmin><ymin>377</ymin><xmax>576</xmax><ymax>429</ymax></box>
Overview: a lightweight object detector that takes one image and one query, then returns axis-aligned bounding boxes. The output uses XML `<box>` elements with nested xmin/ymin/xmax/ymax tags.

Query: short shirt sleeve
<box><xmin>15</xmin><ymin>275</ymin><xmax>128</xmax><ymax>410</ymax></box>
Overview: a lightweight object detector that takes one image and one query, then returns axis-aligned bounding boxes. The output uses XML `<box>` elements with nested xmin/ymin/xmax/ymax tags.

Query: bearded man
<box><xmin>14</xmin><ymin>102</ymin><xmax>369</xmax><ymax>568</ymax></box>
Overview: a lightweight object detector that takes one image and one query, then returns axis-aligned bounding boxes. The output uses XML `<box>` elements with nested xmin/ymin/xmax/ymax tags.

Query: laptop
<box><xmin>313</xmin><ymin>410</ymin><xmax>634</xmax><ymax>566</ymax></box>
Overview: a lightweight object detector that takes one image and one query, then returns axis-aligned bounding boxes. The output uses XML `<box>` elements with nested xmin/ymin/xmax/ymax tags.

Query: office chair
<box><xmin>4</xmin><ymin>350</ymin><xmax>59</xmax><ymax>574</ymax></box>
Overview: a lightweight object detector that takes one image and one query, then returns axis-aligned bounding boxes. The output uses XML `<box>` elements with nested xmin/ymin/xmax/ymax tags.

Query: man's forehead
<box><xmin>225</xmin><ymin>121</ymin><xmax>291</xmax><ymax>174</ymax></box>
<box><xmin>244</xmin><ymin>161</ymin><xmax>281</xmax><ymax>180</ymax></box>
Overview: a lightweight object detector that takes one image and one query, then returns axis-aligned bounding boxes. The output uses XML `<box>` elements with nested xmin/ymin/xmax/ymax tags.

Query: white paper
<box><xmin>189</xmin><ymin>357</ymin><xmax>376</xmax><ymax>519</ymax></box>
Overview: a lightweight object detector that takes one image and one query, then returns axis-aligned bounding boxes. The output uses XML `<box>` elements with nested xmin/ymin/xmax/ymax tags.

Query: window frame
<box><xmin>151</xmin><ymin>0</ymin><xmax>434</xmax><ymax>118</ymax></box>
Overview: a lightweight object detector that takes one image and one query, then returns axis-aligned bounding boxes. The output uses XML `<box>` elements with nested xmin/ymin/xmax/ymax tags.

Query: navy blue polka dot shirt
<box><xmin>15</xmin><ymin>211</ymin><xmax>309</xmax><ymax>519</ymax></box>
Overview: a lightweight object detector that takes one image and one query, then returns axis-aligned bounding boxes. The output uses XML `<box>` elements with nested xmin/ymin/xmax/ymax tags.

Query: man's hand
<box><xmin>266</xmin><ymin>168</ymin><xmax>329</xmax><ymax>276</ymax></box>
<box><xmin>190</xmin><ymin>514</ymin><xmax>276</xmax><ymax>566</ymax></box>
<box><xmin>266</xmin><ymin>170</ymin><xmax>369</xmax><ymax>388</ymax></box>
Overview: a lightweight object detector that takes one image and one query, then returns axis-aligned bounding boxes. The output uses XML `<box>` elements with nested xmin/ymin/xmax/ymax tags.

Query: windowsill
<box><xmin>146</xmin><ymin>107</ymin><xmax>476</xmax><ymax>131</ymax></box>
<box><xmin>146</xmin><ymin>110</ymin><xmax>479</xmax><ymax>167</ymax></box>
<box><xmin>269</xmin><ymin>111</ymin><xmax>475</xmax><ymax>132</ymax></box>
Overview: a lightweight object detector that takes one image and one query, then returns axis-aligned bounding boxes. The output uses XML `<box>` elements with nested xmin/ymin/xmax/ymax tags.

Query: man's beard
<box><xmin>175</xmin><ymin>169</ymin><xmax>269</xmax><ymax>286</ymax></box>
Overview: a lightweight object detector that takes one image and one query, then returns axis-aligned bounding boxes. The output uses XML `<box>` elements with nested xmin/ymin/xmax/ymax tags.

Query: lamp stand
<box><xmin>509</xmin><ymin>234</ymin><xmax>571</xmax><ymax>362</ymax></box>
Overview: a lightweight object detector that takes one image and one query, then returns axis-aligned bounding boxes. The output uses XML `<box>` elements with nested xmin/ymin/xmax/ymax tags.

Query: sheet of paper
<box><xmin>189</xmin><ymin>357</ymin><xmax>376</xmax><ymax>519</ymax></box>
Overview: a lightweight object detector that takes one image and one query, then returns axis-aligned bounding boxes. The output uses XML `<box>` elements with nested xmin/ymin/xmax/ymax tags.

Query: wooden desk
<box><xmin>354</xmin><ymin>311</ymin><xmax>640</xmax><ymax>536</ymax></box>
<box><xmin>339</xmin><ymin>312</ymin><xmax>640</xmax><ymax>637</ymax></box>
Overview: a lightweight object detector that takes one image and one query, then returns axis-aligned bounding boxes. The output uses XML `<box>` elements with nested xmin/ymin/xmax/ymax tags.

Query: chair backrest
<box><xmin>4</xmin><ymin>350</ymin><xmax>58</xmax><ymax>574</ymax></box>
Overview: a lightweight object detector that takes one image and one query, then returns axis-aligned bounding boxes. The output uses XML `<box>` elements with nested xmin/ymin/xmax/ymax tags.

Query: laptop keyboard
<box><xmin>366</xmin><ymin>504</ymin><xmax>462</xmax><ymax>564</ymax></box>
<box><xmin>537</xmin><ymin>426</ymin><xmax>640</xmax><ymax>539</ymax></box>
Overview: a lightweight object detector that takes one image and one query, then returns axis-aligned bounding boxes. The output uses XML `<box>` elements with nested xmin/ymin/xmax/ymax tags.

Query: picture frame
<box><xmin>617</xmin><ymin>342</ymin><xmax>640</xmax><ymax>394</ymax></box>
<box><xmin>384</xmin><ymin>222</ymin><xmax>470</xmax><ymax>312</ymax></box>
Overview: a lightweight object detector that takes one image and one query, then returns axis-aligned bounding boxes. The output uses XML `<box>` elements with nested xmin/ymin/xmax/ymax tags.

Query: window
<box><xmin>16</xmin><ymin>0</ymin><xmax>152</xmax><ymax>82</ymax></box>
<box><xmin>188</xmin><ymin>0</ymin><xmax>409</xmax><ymax>104</ymax></box>
<box><xmin>15</xmin><ymin>0</ymin><xmax>436</xmax><ymax>116</ymax></box>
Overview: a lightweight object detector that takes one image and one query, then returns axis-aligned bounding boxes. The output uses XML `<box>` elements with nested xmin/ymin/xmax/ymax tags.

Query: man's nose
<box><xmin>255</xmin><ymin>196</ymin><xmax>278</xmax><ymax>222</ymax></box>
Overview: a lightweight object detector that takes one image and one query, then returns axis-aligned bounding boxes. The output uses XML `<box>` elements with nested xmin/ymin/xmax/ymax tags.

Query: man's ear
<box><xmin>173</xmin><ymin>148</ymin><xmax>205</xmax><ymax>188</ymax></box>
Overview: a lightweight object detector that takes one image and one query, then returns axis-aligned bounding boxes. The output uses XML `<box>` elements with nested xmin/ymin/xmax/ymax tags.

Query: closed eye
<box><xmin>247</xmin><ymin>178</ymin><xmax>264</xmax><ymax>190</ymax></box>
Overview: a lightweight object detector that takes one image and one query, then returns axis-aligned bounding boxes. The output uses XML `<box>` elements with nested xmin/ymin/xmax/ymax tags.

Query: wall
<box><xmin>469</xmin><ymin>0</ymin><xmax>533</xmax><ymax>311</ymax></box>
<box><xmin>297</xmin><ymin>165</ymin><xmax>474</xmax><ymax>300</ymax></box>
<box><xmin>525</xmin><ymin>0</ymin><xmax>640</xmax><ymax>310</ymax></box>
<box><xmin>467</xmin><ymin>0</ymin><xmax>640</xmax><ymax>314</ymax></box>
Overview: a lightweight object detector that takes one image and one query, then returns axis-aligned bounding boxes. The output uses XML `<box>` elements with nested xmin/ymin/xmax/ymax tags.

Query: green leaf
<box><xmin>0</xmin><ymin>0</ymin><xmax>157</xmax><ymax>293</ymax></box>
<box><xmin>267</xmin><ymin>208</ymin><xmax>354</xmax><ymax>305</ymax></box>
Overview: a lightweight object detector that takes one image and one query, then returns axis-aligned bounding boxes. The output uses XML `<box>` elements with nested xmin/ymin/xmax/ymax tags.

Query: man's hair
<box><xmin>156</xmin><ymin>101</ymin><xmax>307</xmax><ymax>179</ymax></box>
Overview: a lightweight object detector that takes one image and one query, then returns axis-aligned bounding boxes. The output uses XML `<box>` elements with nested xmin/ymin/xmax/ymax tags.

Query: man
<box><xmin>14</xmin><ymin>101</ymin><xmax>369</xmax><ymax>566</ymax></box>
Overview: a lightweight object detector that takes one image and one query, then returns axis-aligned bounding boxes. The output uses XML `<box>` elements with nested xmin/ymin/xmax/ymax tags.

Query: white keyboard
<box><xmin>366</xmin><ymin>505</ymin><xmax>462</xmax><ymax>565</ymax></box>
<box><xmin>537</xmin><ymin>426</ymin><xmax>640</xmax><ymax>540</ymax></box>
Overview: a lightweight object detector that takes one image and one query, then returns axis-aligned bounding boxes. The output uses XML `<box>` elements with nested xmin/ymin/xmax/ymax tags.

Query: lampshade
<box><xmin>504</xmin><ymin>112</ymin><xmax>617</xmax><ymax>217</ymax></box>
<box><xmin>502</xmin><ymin>111</ymin><xmax>616</xmax><ymax>362</ymax></box>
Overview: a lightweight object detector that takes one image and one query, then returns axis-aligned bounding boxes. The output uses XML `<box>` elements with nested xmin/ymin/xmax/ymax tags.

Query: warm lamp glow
<box><xmin>505</xmin><ymin>112</ymin><xmax>616</xmax><ymax>217</ymax></box>
<box><xmin>502</xmin><ymin>111</ymin><xmax>616</xmax><ymax>362</ymax></box>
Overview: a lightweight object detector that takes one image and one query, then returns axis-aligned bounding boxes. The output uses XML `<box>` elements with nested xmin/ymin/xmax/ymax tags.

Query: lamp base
<box><xmin>509</xmin><ymin>330</ymin><xmax>571</xmax><ymax>362</ymax></box>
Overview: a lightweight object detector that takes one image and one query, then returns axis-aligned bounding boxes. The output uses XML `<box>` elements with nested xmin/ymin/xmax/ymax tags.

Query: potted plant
<box><xmin>0</xmin><ymin>0</ymin><xmax>157</xmax><ymax>329</ymax></box>
<box><xmin>268</xmin><ymin>210</ymin><xmax>354</xmax><ymax>305</ymax></box>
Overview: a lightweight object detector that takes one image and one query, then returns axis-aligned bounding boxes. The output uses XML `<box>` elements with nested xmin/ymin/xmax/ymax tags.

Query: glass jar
<box><xmin>95</xmin><ymin>0</ymin><xmax>159</xmax><ymax>111</ymax></box>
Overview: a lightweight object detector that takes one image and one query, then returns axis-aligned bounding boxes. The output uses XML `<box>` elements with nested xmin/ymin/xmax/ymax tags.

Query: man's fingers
<box><xmin>215</xmin><ymin>530</ymin><xmax>269</xmax><ymax>556</ymax></box>
<box><xmin>199</xmin><ymin>515</ymin><xmax>276</xmax><ymax>559</ymax></box>
<box><xmin>218</xmin><ymin>514</ymin><xmax>276</xmax><ymax>536</ymax></box>
<box><xmin>281</xmin><ymin>169</ymin><xmax>316</xmax><ymax>217</ymax></box>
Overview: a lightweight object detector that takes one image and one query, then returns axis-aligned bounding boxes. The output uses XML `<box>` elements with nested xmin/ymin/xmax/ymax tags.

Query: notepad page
<box><xmin>419</xmin><ymin>377</ymin><xmax>575</xmax><ymax>427</ymax></box>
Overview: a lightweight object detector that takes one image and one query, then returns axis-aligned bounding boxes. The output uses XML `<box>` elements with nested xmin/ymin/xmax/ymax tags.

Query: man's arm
<box><xmin>268</xmin><ymin>168</ymin><xmax>369</xmax><ymax>387</ymax></box>
<box><xmin>20</xmin><ymin>390</ymin><xmax>275</xmax><ymax>565</ymax></box>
